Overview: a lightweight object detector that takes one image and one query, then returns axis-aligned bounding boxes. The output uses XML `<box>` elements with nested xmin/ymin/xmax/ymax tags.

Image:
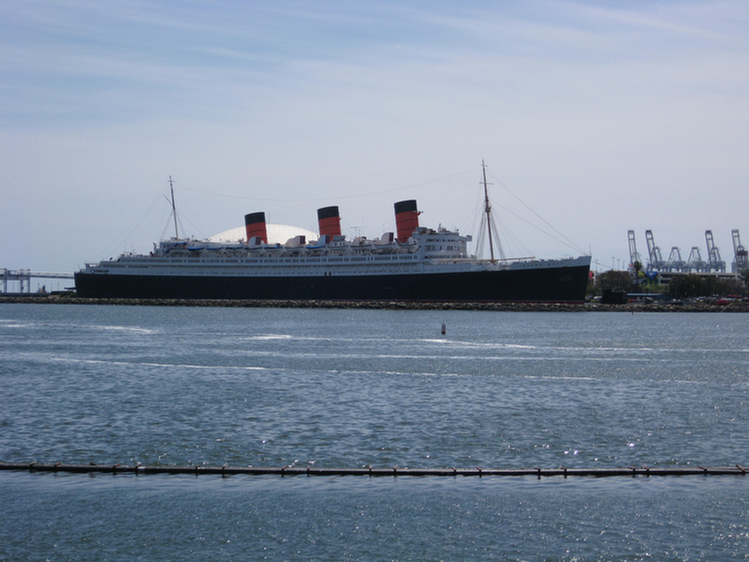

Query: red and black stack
<box><xmin>394</xmin><ymin>200</ymin><xmax>420</xmax><ymax>243</ymax></box>
<box><xmin>245</xmin><ymin>212</ymin><xmax>268</xmax><ymax>245</ymax></box>
<box><xmin>317</xmin><ymin>206</ymin><xmax>342</xmax><ymax>240</ymax></box>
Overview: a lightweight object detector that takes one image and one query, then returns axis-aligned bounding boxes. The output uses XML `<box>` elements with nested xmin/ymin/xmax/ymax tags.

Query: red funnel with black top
<box><xmin>317</xmin><ymin>206</ymin><xmax>341</xmax><ymax>238</ymax></box>
<box><xmin>394</xmin><ymin>200</ymin><xmax>420</xmax><ymax>243</ymax></box>
<box><xmin>245</xmin><ymin>212</ymin><xmax>268</xmax><ymax>244</ymax></box>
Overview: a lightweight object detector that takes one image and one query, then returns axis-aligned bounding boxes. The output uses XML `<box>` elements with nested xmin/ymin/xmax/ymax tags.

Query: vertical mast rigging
<box><xmin>169</xmin><ymin>176</ymin><xmax>179</xmax><ymax>239</ymax></box>
<box><xmin>481</xmin><ymin>160</ymin><xmax>495</xmax><ymax>262</ymax></box>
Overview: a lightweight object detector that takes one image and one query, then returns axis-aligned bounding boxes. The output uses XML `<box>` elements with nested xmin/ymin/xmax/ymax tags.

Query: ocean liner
<box><xmin>75</xmin><ymin>170</ymin><xmax>591</xmax><ymax>302</ymax></box>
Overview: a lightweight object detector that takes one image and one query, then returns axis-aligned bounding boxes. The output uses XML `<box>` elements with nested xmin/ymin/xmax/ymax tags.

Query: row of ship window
<box><xmin>424</xmin><ymin>245</ymin><xmax>461</xmax><ymax>252</ymax></box>
<box><xmin>139</xmin><ymin>255</ymin><xmax>420</xmax><ymax>264</ymax></box>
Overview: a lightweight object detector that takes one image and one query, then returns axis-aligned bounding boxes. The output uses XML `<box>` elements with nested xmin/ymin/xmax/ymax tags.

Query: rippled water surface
<box><xmin>1</xmin><ymin>304</ymin><xmax>748</xmax><ymax>560</ymax></box>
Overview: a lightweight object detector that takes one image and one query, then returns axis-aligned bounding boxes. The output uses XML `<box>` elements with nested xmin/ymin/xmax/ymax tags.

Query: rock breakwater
<box><xmin>1</xmin><ymin>294</ymin><xmax>748</xmax><ymax>312</ymax></box>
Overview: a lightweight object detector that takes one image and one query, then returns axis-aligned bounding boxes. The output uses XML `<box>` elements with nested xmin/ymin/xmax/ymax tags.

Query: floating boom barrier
<box><xmin>1</xmin><ymin>462</ymin><xmax>746</xmax><ymax>478</ymax></box>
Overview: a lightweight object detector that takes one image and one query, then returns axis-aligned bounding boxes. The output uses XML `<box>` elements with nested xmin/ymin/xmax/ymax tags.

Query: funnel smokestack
<box><xmin>394</xmin><ymin>200</ymin><xmax>419</xmax><ymax>243</ymax></box>
<box><xmin>317</xmin><ymin>206</ymin><xmax>341</xmax><ymax>238</ymax></box>
<box><xmin>245</xmin><ymin>212</ymin><xmax>268</xmax><ymax>245</ymax></box>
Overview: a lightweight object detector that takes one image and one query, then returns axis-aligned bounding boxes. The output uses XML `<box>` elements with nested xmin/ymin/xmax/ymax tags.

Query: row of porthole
<box><xmin>138</xmin><ymin>256</ymin><xmax>420</xmax><ymax>265</ymax></box>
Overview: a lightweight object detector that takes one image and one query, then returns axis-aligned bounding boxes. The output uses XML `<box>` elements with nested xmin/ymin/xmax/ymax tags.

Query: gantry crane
<box><xmin>645</xmin><ymin>230</ymin><xmax>666</xmax><ymax>271</ymax></box>
<box><xmin>665</xmin><ymin>247</ymin><xmax>685</xmax><ymax>272</ymax></box>
<box><xmin>686</xmin><ymin>247</ymin><xmax>707</xmax><ymax>272</ymax></box>
<box><xmin>732</xmin><ymin>229</ymin><xmax>748</xmax><ymax>273</ymax></box>
<box><xmin>628</xmin><ymin>230</ymin><xmax>642</xmax><ymax>269</ymax></box>
<box><xmin>705</xmin><ymin>230</ymin><xmax>726</xmax><ymax>272</ymax></box>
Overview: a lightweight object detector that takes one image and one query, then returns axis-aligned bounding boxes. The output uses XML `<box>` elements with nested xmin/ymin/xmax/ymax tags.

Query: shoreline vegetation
<box><xmin>1</xmin><ymin>294</ymin><xmax>748</xmax><ymax>312</ymax></box>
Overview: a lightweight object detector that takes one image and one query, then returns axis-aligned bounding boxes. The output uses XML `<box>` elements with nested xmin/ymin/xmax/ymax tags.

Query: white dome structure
<box><xmin>209</xmin><ymin>224</ymin><xmax>319</xmax><ymax>245</ymax></box>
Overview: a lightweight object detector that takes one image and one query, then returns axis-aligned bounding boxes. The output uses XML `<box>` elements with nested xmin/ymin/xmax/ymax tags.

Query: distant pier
<box><xmin>1</xmin><ymin>269</ymin><xmax>74</xmax><ymax>294</ymax></box>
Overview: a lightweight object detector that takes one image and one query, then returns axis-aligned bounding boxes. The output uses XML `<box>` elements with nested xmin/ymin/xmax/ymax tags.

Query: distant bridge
<box><xmin>1</xmin><ymin>269</ymin><xmax>75</xmax><ymax>294</ymax></box>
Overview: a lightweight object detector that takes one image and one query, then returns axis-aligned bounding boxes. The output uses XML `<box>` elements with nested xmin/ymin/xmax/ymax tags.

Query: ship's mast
<box><xmin>169</xmin><ymin>176</ymin><xmax>179</xmax><ymax>239</ymax></box>
<box><xmin>481</xmin><ymin>160</ymin><xmax>495</xmax><ymax>262</ymax></box>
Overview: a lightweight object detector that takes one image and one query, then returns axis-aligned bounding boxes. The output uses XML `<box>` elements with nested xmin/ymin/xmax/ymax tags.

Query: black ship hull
<box><xmin>74</xmin><ymin>264</ymin><xmax>590</xmax><ymax>303</ymax></box>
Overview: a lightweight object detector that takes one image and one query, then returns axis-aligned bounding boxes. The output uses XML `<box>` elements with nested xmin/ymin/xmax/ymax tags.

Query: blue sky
<box><xmin>2</xmin><ymin>1</ymin><xmax>748</xmax><ymax>278</ymax></box>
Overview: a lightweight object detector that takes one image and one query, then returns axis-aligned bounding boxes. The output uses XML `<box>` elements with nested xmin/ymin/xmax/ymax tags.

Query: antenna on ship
<box><xmin>168</xmin><ymin>176</ymin><xmax>179</xmax><ymax>239</ymax></box>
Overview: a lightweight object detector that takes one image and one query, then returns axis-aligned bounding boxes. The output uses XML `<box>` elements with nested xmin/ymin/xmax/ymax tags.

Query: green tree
<box><xmin>668</xmin><ymin>274</ymin><xmax>706</xmax><ymax>299</ymax></box>
<box><xmin>595</xmin><ymin>270</ymin><xmax>633</xmax><ymax>294</ymax></box>
<box><xmin>632</xmin><ymin>261</ymin><xmax>643</xmax><ymax>285</ymax></box>
<box><xmin>667</xmin><ymin>274</ymin><xmax>743</xmax><ymax>299</ymax></box>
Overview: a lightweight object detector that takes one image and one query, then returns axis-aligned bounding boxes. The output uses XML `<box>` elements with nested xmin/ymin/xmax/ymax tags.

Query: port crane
<box><xmin>733</xmin><ymin>229</ymin><xmax>748</xmax><ymax>273</ymax></box>
<box><xmin>627</xmin><ymin>230</ymin><xmax>642</xmax><ymax>269</ymax></box>
<box><xmin>705</xmin><ymin>230</ymin><xmax>726</xmax><ymax>272</ymax></box>
<box><xmin>685</xmin><ymin>247</ymin><xmax>707</xmax><ymax>272</ymax></box>
<box><xmin>665</xmin><ymin>247</ymin><xmax>685</xmax><ymax>272</ymax></box>
<box><xmin>627</xmin><ymin>230</ymin><xmax>745</xmax><ymax>275</ymax></box>
<box><xmin>645</xmin><ymin>230</ymin><xmax>666</xmax><ymax>271</ymax></box>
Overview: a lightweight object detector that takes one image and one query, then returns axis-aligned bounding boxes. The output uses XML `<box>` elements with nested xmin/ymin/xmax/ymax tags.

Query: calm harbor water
<box><xmin>1</xmin><ymin>304</ymin><xmax>748</xmax><ymax>560</ymax></box>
